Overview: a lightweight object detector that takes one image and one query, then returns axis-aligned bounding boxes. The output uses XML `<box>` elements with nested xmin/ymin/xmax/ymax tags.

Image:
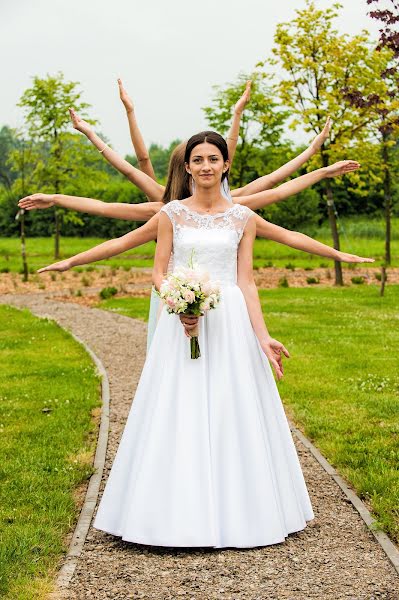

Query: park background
<box><xmin>1</xmin><ymin>0</ymin><xmax>398</xmax><ymax>598</ymax></box>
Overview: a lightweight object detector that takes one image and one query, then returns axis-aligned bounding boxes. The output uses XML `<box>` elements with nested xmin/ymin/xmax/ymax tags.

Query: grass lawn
<box><xmin>1</xmin><ymin>222</ymin><xmax>398</xmax><ymax>273</ymax></box>
<box><xmin>0</xmin><ymin>305</ymin><xmax>101</xmax><ymax>600</ymax></box>
<box><xmin>99</xmin><ymin>285</ymin><xmax>399</xmax><ymax>543</ymax></box>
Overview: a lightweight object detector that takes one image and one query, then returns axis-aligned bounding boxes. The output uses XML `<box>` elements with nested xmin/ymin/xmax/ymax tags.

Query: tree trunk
<box><xmin>321</xmin><ymin>151</ymin><xmax>343</xmax><ymax>286</ymax></box>
<box><xmin>382</xmin><ymin>139</ymin><xmax>391</xmax><ymax>266</ymax></box>
<box><xmin>20</xmin><ymin>211</ymin><xmax>29</xmax><ymax>282</ymax></box>
<box><xmin>54</xmin><ymin>209</ymin><xmax>61</xmax><ymax>259</ymax></box>
<box><xmin>380</xmin><ymin>266</ymin><xmax>386</xmax><ymax>297</ymax></box>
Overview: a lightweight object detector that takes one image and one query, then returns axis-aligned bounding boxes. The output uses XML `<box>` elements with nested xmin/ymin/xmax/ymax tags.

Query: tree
<box><xmin>17</xmin><ymin>73</ymin><xmax>96</xmax><ymax>258</ymax></box>
<box><xmin>203</xmin><ymin>74</ymin><xmax>288</xmax><ymax>188</ymax></box>
<box><xmin>9</xmin><ymin>138</ymin><xmax>38</xmax><ymax>280</ymax></box>
<box><xmin>367</xmin><ymin>0</ymin><xmax>399</xmax><ymax>294</ymax></box>
<box><xmin>261</xmin><ymin>1</ymin><xmax>384</xmax><ymax>284</ymax></box>
<box><xmin>0</xmin><ymin>126</ymin><xmax>19</xmax><ymax>192</ymax></box>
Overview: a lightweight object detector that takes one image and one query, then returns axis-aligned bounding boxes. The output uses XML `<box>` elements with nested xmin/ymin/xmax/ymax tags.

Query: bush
<box><xmin>306</xmin><ymin>277</ymin><xmax>320</xmax><ymax>284</ymax></box>
<box><xmin>99</xmin><ymin>286</ymin><xmax>118</xmax><ymax>300</ymax></box>
<box><xmin>278</xmin><ymin>276</ymin><xmax>289</xmax><ymax>288</ymax></box>
<box><xmin>351</xmin><ymin>276</ymin><xmax>365</xmax><ymax>285</ymax></box>
<box><xmin>374</xmin><ymin>272</ymin><xmax>388</xmax><ymax>282</ymax></box>
<box><xmin>285</xmin><ymin>262</ymin><xmax>296</xmax><ymax>271</ymax></box>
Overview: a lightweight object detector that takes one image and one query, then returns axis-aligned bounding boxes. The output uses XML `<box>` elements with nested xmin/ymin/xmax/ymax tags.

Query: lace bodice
<box><xmin>161</xmin><ymin>200</ymin><xmax>253</xmax><ymax>285</ymax></box>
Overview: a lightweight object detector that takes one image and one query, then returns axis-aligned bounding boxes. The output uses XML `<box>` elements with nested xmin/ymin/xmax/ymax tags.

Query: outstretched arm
<box><xmin>237</xmin><ymin>216</ymin><xmax>289</xmax><ymax>380</ymax></box>
<box><xmin>18</xmin><ymin>193</ymin><xmax>163</xmax><ymax>222</ymax></box>
<box><xmin>232</xmin><ymin>117</ymin><xmax>331</xmax><ymax>197</ymax></box>
<box><xmin>69</xmin><ymin>109</ymin><xmax>164</xmax><ymax>201</ymax></box>
<box><xmin>234</xmin><ymin>160</ymin><xmax>359</xmax><ymax>211</ymax></box>
<box><xmin>37</xmin><ymin>214</ymin><xmax>160</xmax><ymax>273</ymax></box>
<box><xmin>254</xmin><ymin>214</ymin><xmax>373</xmax><ymax>263</ymax></box>
<box><xmin>227</xmin><ymin>81</ymin><xmax>251</xmax><ymax>168</ymax></box>
<box><xmin>118</xmin><ymin>78</ymin><xmax>156</xmax><ymax>181</ymax></box>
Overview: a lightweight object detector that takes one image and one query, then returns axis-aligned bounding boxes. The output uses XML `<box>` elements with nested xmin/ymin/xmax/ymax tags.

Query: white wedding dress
<box><xmin>93</xmin><ymin>200</ymin><xmax>314</xmax><ymax>548</ymax></box>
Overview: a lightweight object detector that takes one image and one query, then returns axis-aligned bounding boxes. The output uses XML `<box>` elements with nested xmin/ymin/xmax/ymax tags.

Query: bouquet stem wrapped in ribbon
<box><xmin>157</xmin><ymin>251</ymin><xmax>221</xmax><ymax>359</ymax></box>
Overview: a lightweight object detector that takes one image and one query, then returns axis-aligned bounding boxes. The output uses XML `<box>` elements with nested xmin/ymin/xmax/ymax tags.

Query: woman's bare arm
<box><xmin>227</xmin><ymin>81</ymin><xmax>251</xmax><ymax>168</ymax></box>
<box><xmin>237</xmin><ymin>216</ymin><xmax>289</xmax><ymax>380</ymax></box>
<box><xmin>231</xmin><ymin>117</ymin><xmax>331</xmax><ymax>197</ymax></box>
<box><xmin>254</xmin><ymin>214</ymin><xmax>373</xmax><ymax>263</ymax></box>
<box><xmin>234</xmin><ymin>161</ymin><xmax>359</xmax><ymax>211</ymax></box>
<box><xmin>118</xmin><ymin>78</ymin><xmax>156</xmax><ymax>181</ymax></box>
<box><xmin>37</xmin><ymin>214</ymin><xmax>160</xmax><ymax>273</ymax></box>
<box><xmin>69</xmin><ymin>109</ymin><xmax>164</xmax><ymax>201</ymax></box>
<box><xmin>18</xmin><ymin>193</ymin><xmax>163</xmax><ymax>222</ymax></box>
<box><xmin>152</xmin><ymin>212</ymin><xmax>173</xmax><ymax>291</ymax></box>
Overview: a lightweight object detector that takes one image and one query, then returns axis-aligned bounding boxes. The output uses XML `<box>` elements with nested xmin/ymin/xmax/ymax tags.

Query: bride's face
<box><xmin>186</xmin><ymin>142</ymin><xmax>229</xmax><ymax>188</ymax></box>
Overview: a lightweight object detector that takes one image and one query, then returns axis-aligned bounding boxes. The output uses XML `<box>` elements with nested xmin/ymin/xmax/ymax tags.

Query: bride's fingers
<box><xmin>271</xmin><ymin>359</ymin><xmax>283</xmax><ymax>380</ymax></box>
<box><xmin>281</xmin><ymin>345</ymin><xmax>290</xmax><ymax>358</ymax></box>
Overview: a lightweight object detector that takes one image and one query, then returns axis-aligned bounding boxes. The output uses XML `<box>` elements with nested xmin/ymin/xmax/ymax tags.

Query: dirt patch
<box><xmin>1</xmin><ymin>266</ymin><xmax>397</xmax><ymax>301</ymax></box>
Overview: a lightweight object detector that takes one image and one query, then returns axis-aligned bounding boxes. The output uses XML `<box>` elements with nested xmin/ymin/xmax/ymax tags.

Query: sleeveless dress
<box><xmin>93</xmin><ymin>200</ymin><xmax>314</xmax><ymax>548</ymax></box>
<box><xmin>146</xmin><ymin>181</ymin><xmax>233</xmax><ymax>352</ymax></box>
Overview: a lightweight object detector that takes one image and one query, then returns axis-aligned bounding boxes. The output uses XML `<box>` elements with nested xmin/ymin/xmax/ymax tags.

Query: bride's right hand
<box><xmin>37</xmin><ymin>259</ymin><xmax>72</xmax><ymax>273</ymax></box>
<box><xmin>179</xmin><ymin>314</ymin><xmax>199</xmax><ymax>338</ymax></box>
<box><xmin>18</xmin><ymin>193</ymin><xmax>55</xmax><ymax>211</ymax></box>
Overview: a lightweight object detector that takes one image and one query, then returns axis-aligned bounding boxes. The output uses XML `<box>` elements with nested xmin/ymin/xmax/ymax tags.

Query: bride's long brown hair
<box><xmin>162</xmin><ymin>132</ymin><xmax>229</xmax><ymax>204</ymax></box>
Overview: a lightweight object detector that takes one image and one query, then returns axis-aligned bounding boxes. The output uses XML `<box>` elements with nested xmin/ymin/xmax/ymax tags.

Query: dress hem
<box><xmin>92</xmin><ymin>516</ymin><xmax>314</xmax><ymax>549</ymax></box>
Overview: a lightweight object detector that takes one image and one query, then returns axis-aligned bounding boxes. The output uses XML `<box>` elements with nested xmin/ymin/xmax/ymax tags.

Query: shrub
<box><xmin>278</xmin><ymin>276</ymin><xmax>289</xmax><ymax>288</ymax></box>
<box><xmin>0</xmin><ymin>267</ymin><xmax>10</xmax><ymax>273</ymax></box>
<box><xmin>81</xmin><ymin>276</ymin><xmax>90</xmax><ymax>287</ymax></box>
<box><xmin>374</xmin><ymin>272</ymin><xmax>388</xmax><ymax>282</ymax></box>
<box><xmin>351</xmin><ymin>276</ymin><xmax>365</xmax><ymax>285</ymax></box>
<box><xmin>99</xmin><ymin>286</ymin><xmax>118</xmax><ymax>300</ymax></box>
<box><xmin>304</xmin><ymin>266</ymin><xmax>313</xmax><ymax>271</ymax></box>
<box><xmin>306</xmin><ymin>277</ymin><xmax>320</xmax><ymax>284</ymax></box>
<box><xmin>285</xmin><ymin>262</ymin><xmax>296</xmax><ymax>271</ymax></box>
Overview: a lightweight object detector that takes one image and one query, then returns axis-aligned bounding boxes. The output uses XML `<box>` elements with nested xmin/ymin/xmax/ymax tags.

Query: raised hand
<box><xmin>336</xmin><ymin>251</ymin><xmax>374</xmax><ymax>264</ymax></box>
<box><xmin>261</xmin><ymin>338</ymin><xmax>290</xmax><ymax>381</ymax></box>
<box><xmin>69</xmin><ymin>108</ymin><xmax>93</xmax><ymax>136</ymax></box>
<box><xmin>234</xmin><ymin>80</ymin><xmax>252</xmax><ymax>114</ymax></box>
<box><xmin>325</xmin><ymin>160</ymin><xmax>360</xmax><ymax>178</ymax></box>
<box><xmin>37</xmin><ymin>259</ymin><xmax>72</xmax><ymax>273</ymax></box>
<box><xmin>18</xmin><ymin>193</ymin><xmax>55</xmax><ymax>211</ymax></box>
<box><xmin>310</xmin><ymin>117</ymin><xmax>331</xmax><ymax>152</ymax></box>
<box><xmin>118</xmin><ymin>78</ymin><xmax>134</xmax><ymax>114</ymax></box>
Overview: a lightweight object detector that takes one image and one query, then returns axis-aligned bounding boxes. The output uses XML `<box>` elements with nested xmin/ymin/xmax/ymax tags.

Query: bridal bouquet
<box><xmin>158</xmin><ymin>256</ymin><xmax>221</xmax><ymax>359</ymax></box>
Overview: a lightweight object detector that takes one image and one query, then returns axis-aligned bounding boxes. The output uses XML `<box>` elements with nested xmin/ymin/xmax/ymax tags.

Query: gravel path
<box><xmin>2</xmin><ymin>293</ymin><xmax>398</xmax><ymax>600</ymax></box>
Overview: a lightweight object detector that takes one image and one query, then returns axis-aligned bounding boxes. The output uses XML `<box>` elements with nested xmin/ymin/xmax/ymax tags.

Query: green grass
<box><xmin>98</xmin><ymin>295</ymin><xmax>150</xmax><ymax>320</ymax></box>
<box><xmin>0</xmin><ymin>306</ymin><xmax>101</xmax><ymax>599</ymax></box>
<box><xmin>0</xmin><ymin>223</ymin><xmax>398</xmax><ymax>273</ymax></box>
<box><xmin>98</xmin><ymin>285</ymin><xmax>399</xmax><ymax>543</ymax></box>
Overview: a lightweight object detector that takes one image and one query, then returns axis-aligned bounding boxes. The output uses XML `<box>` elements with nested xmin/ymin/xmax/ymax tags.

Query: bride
<box><xmin>92</xmin><ymin>130</ymin><xmax>330</xmax><ymax>548</ymax></box>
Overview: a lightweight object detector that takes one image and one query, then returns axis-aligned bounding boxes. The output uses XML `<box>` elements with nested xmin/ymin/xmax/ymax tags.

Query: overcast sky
<box><xmin>1</xmin><ymin>0</ymin><xmax>379</xmax><ymax>156</ymax></box>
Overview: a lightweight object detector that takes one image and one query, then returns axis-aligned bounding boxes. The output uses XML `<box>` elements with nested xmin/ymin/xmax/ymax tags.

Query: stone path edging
<box><xmin>289</xmin><ymin>422</ymin><xmax>399</xmax><ymax>576</ymax></box>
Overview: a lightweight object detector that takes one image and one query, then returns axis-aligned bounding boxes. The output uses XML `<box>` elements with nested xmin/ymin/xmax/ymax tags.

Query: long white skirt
<box><xmin>93</xmin><ymin>285</ymin><xmax>314</xmax><ymax>548</ymax></box>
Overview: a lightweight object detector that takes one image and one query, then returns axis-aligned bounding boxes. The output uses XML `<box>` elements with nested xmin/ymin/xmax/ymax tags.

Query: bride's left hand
<box><xmin>261</xmin><ymin>338</ymin><xmax>290</xmax><ymax>381</ymax></box>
